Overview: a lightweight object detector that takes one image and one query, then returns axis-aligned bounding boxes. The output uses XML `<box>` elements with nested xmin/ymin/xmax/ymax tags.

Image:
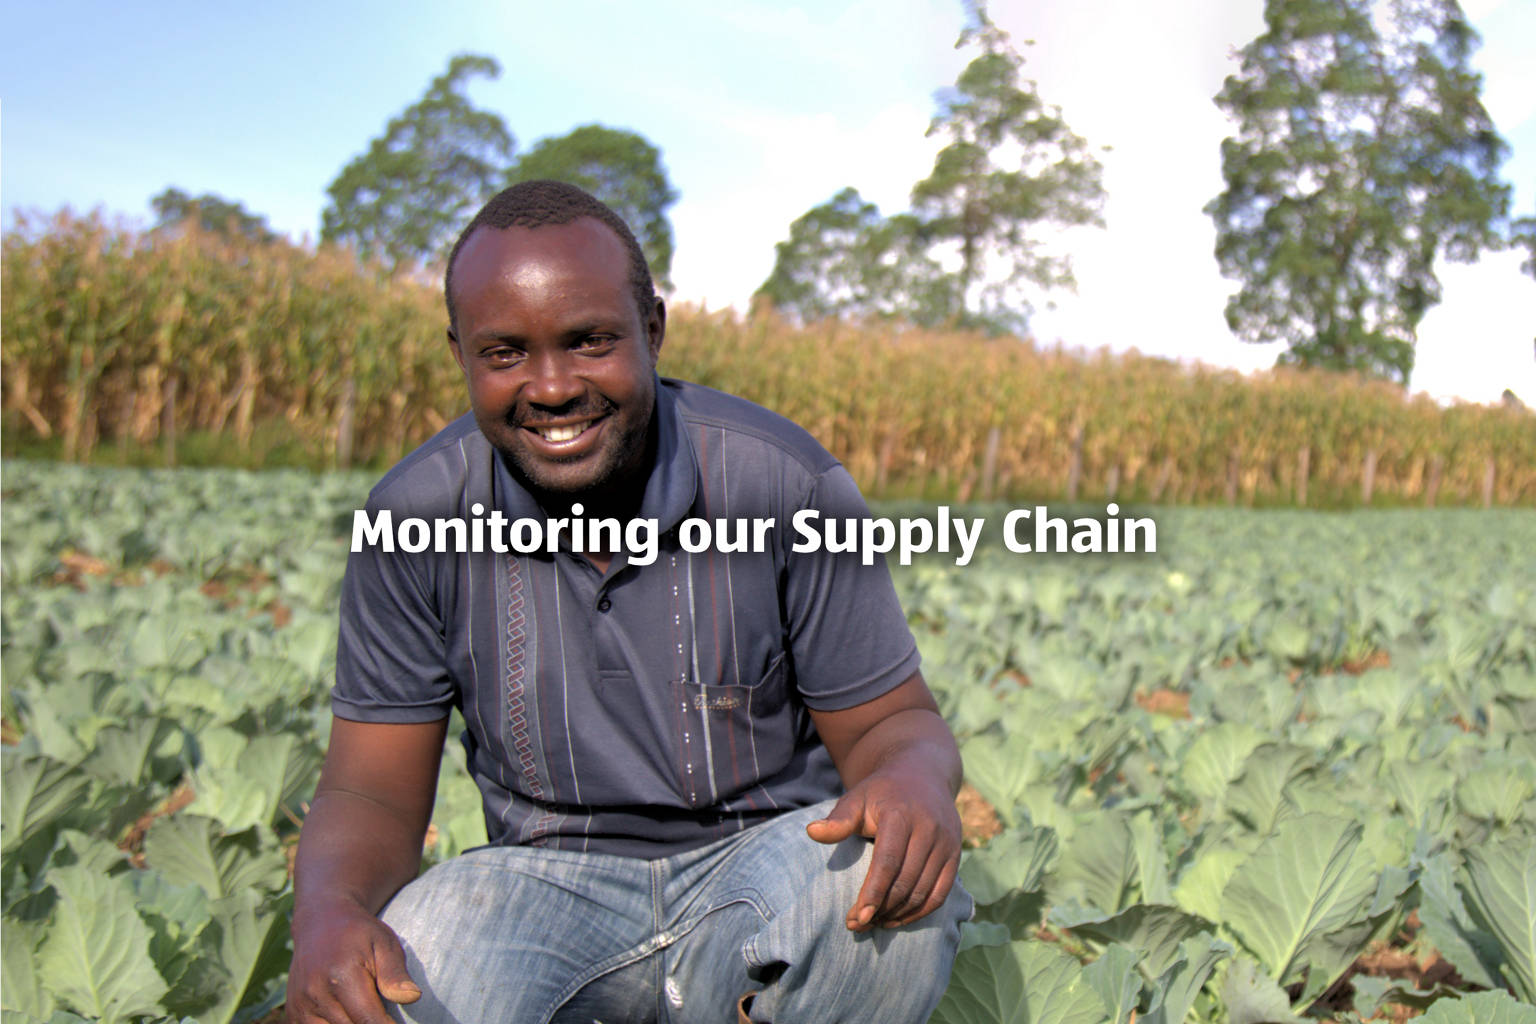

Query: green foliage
<box><xmin>909</xmin><ymin>5</ymin><xmax>1106</xmax><ymax>334</ymax></box>
<box><xmin>1207</xmin><ymin>0</ymin><xmax>1512</xmax><ymax>384</ymax></box>
<box><xmin>321</xmin><ymin>53</ymin><xmax>514</xmax><ymax>270</ymax></box>
<box><xmin>754</xmin><ymin>188</ymin><xmax>961</xmax><ymax>327</ymax></box>
<box><xmin>509</xmin><ymin>124</ymin><xmax>679</xmax><ymax>291</ymax></box>
<box><xmin>758</xmin><ymin>2</ymin><xmax>1104</xmax><ymax>334</ymax></box>
<box><xmin>4</xmin><ymin>465</ymin><xmax>1536</xmax><ymax>1021</ymax></box>
<box><xmin>149</xmin><ymin>188</ymin><xmax>278</xmax><ymax>245</ymax></box>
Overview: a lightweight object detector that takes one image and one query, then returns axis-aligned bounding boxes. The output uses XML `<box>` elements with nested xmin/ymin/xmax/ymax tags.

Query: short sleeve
<box><xmin>331</xmin><ymin>497</ymin><xmax>456</xmax><ymax>723</ymax></box>
<box><xmin>782</xmin><ymin>465</ymin><xmax>921</xmax><ymax>711</ymax></box>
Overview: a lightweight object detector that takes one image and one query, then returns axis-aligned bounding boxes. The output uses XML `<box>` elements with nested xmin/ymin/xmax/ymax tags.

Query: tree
<box><xmin>754</xmin><ymin>188</ymin><xmax>961</xmax><ymax>327</ymax></box>
<box><xmin>1206</xmin><ymin>0</ymin><xmax>1511</xmax><ymax>384</ymax></box>
<box><xmin>150</xmin><ymin>188</ymin><xmax>279</xmax><ymax>244</ymax></box>
<box><xmin>908</xmin><ymin>3</ymin><xmax>1106</xmax><ymax>333</ymax></box>
<box><xmin>508</xmin><ymin>125</ymin><xmax>679</xmax><ymax>291</ymax></box>
<box><xmin>321</xmin><ymin>54</ymin><xmax>514</xmax><ymax>271</ymax></box>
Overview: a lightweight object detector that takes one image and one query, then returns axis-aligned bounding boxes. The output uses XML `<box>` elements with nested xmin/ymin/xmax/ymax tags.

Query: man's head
<box><xmin>445</xmin><ymin>184</ymin><xmax>666</xmax><ymax>510</ymax></box>
<box><xmin>445</xmin><ymin>180</ymin><xmax>657</xmax><ymax>334</ymax></box>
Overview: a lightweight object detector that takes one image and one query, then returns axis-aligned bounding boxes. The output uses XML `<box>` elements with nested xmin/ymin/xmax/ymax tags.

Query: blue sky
<box><xmin>3</xmin><ymin>0</ymin><xmax>1531</xmax><ymax>404</ymax></box>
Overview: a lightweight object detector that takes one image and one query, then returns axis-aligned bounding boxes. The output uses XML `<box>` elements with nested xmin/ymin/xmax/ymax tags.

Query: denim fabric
<box><xmin>380</xmin><ymin>800</ymin><xmax>972</xmax><ymax>1023</ymax></box>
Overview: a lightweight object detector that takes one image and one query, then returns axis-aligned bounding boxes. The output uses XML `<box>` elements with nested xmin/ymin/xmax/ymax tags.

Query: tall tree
<box><xmin>754</xmin><ymin>188</ymin><xmax>961</xmax><ymax>327</ymax></box>
<box><xmin>321</xmin><ymin>54</ymin><xmax>514</xmax><ymax>271</ymax></box>
<box><xmin>508</xmin><ymin>124</ymin><xmax>679</xmax><ymax>291</ymax></box>
<box><xmin>1207</xmin><ymin>0</ymin><xmax>1511</xmax><ymax>384</ymax></box>
<box><xmin>909</xmin><ymin>2</ymin><xmax>1106</xmax><ymax>333</ymax></box>
<box><xmin>150</xmin><ymin>188</ymin><xmax>279</xmax><ymax>244</ymax></box>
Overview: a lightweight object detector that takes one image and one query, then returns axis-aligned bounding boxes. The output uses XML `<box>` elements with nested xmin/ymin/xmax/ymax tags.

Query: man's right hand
<box><xmin>287</xmin><ymin>717</ymin><xmax>448</xmax><ymax>1024</ymax></box>
<box><xmin>286</xmin><ymin>896</ymin><xmax>421</xmax><ymax>1024</ymax></box>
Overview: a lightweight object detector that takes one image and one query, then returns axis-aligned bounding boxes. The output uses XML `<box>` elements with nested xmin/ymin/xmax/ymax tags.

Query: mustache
<box><xmin>513</xmin><ymin>397</ymin><xmax>616</xmax><ymax>428</ymax></box>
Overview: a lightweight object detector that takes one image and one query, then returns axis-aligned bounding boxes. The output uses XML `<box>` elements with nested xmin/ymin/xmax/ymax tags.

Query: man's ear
<box><xmin>447</xmin><ymin>328</ymin><xmax>467</xmax><ymax>374</ymax></box>
<box><xmin>646</xmin><ymin>297</ymin><xmax>666</xmax><ymax>366</ymax></box>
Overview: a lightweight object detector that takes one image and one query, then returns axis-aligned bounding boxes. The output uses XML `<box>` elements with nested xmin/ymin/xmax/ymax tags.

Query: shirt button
<box><xmin>597</xmin><ymin>596</ymin><xmax>612</xmax><ymax>612</ymax></box>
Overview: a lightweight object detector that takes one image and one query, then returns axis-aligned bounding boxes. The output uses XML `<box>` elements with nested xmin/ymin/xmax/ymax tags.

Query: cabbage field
<box><xmin>3</xmin><ymin>461</ymin><xmax>1534</xmax><ymax>1024</ymax></box>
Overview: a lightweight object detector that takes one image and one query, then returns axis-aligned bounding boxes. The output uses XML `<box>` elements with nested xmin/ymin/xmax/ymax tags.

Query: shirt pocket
<box><xmin>669</xmin><ymin>652</ymin><xmax>796</xmax><ymax>808</ymax></box>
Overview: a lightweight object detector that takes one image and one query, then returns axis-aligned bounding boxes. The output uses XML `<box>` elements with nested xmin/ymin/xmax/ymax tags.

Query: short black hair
<box><xmin>444</xmin><ymin>180</ymin><xmax>657</xmax><ymax>333</ymax></box>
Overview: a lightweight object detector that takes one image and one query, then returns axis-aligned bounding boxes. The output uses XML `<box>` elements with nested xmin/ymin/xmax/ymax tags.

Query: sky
<box><xmin>2</xmin><ymin>0</ymin><xmax>1532</xmax><ymax>405</ymax></box>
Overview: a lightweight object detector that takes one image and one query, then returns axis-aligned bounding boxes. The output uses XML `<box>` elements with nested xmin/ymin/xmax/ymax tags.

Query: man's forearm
<box><xmin>834</xmin><ymin>707</ymin><xmax>962</xmax><ymax>797</ymax></box>
<box><xmin>292</xmin><ymin>788</ymin><xmax>430</xmax><ymax>925</ymax></box>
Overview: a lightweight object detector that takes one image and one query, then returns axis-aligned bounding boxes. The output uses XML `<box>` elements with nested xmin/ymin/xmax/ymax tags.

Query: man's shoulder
<box><xmin>664</xmin><ymin>378</ymin><xmax>839</xmax><ymax>480</ymax></box>
<box><xmin>365</xmin><ymin>412</ymin><xmax>489</xmax><ymax>516</ymax></box>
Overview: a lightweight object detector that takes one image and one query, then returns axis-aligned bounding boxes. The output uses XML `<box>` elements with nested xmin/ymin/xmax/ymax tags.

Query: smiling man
<box><xmin>286</xmin><ymin>181</ymin><xmax>970</xmax><ymax>1024</ymax></box>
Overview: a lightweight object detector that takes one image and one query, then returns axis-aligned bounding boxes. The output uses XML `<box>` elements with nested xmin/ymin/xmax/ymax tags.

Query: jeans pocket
<box><xmin>670</xmin><ymin>652</ymin><xmax>795</xmax><ymax>807</ymax></box>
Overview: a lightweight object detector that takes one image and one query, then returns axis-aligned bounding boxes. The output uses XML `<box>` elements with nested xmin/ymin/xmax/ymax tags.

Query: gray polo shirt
<box><xmin>332</xmin><ymin>378</ymin><xmax>921</xmax><ymax>857</ymax></box>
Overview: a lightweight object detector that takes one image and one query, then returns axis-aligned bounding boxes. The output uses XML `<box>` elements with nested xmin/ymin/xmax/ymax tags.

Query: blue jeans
<box><xmin>380</xmin><ymin>799</ymin><xmax>972</xmax><ymax>1023</ymax></box>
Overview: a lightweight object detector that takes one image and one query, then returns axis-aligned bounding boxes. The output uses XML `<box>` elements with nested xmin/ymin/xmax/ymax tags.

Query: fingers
<box><xmin>805</xmin><ymin>790</ymin><xmax>867</xmax><ymax>845</ymax></box>
<box><xmin>885</xmin><ymin>851</ymin><xmax>959</xmax><ymax>929</ymax></box>
<box><xmin>849</xmin><ymin>812</ymin><xmax>911</xmax><ymax>930</ymax></box>
<box><xmin>287</xmin><ymin>918</ymin><xmax>419</xmax><ymax>1024</ymax></box>
<box><xmin>371</xmin><ymin>929</ymin><xmax>422</xmax><ymax>1005</ymax></box>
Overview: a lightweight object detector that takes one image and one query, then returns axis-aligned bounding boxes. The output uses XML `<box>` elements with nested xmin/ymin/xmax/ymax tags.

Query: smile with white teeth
<box><xmin>533</xmin><ymin>422</ymin><xmax>591</xmax><ymax>443</ymax></box>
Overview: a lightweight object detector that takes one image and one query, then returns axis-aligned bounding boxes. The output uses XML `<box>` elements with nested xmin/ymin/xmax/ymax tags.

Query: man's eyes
<box><xmin>477</xmin><ymin>335</ymin><xmax>617</xmax><ymax>365</ymax></box>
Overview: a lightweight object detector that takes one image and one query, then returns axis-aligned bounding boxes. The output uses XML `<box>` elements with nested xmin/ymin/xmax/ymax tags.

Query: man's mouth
<box><xmin>534</xmin><ymin>422</ymin><xmax>588</xmax><ymax>443</ymax></box>
<box><xmin>522</xmin><ymin>415</ymin><xmax>605</xmax><ymax>448</ymax></box>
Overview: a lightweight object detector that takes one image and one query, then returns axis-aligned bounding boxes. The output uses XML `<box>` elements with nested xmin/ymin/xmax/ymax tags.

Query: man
<box><xmin>286</xmin><ymin>181</ymin><xmax>970</xmax><ymax>1024</ymax></box>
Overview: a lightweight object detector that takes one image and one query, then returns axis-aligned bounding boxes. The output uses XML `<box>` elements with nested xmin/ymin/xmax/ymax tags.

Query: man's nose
<box><xmin>523</xmin><ymin>349</ymin><xmax>585</xmax><ymax>408</ymax></box>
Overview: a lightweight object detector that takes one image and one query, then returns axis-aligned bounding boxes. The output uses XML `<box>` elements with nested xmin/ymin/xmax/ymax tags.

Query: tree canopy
<box><xmin>1206</xmin><ymin>0</ymin><xmax>1511</xmax><ymax>384</ymax></box>
<box><xmin>757</xmin><ymin>3</ymin><xmax>1104</xmax><ymax>334</ymax></box>
<box><xmin>508</xmin><ymin>124</ymin><xmax>680</xmax><ymax>290</ymax></box>
<box><xmin>754</xmin><ymin>188</ymin><xmax>960</xmax><ymax>327</ymax></box>
<box><xmin>321</xmin><ymin>54</ymin><xmax>514</xmax><ymax>271</ymax></box>
<box><xmin>909</xmin><ymin>8</ymin><xmax>1106</xmax><ymax>333</ymax></box>
<box><xmin>150</xmin><ymin>188</ymin><xmax>279</xmax><ymax>244</ymax></box>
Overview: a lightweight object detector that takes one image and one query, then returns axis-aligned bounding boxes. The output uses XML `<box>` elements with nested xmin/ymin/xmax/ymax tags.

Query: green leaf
<box><xmin>1</xmin><ymin>755</ymin><xmax>93</xmax><ymax>857</ymax></box>
<box><xmin>1219</xmin><ymin>957</ymin><xmax>1304</xmax><ymax>1024</ymax></box>
<box><xmin>1143</xmin><ymin>933</ymin><xmax>1232</xmax><ymax>1024</ymax></box>
<box><xmin>191</xmin><ymin>889</ymin><xmax>294</xmax><ymax>1024</ymax></box>
<box><xmin>1055</xmin><ymin>811</ymin><xmax>1137</xmax><ymax>915</ymax></box>
<box><xmin>962</xmin><ymin>822</ymin><xmax>1059</xmax><ymax>939</ymax></box>
<box><xmin>932</xmin><ymin>940</ymin><xmax>1109</xmax><ymax>1024</ymax></box>
<box><xmin>2</xmin><ymin>916</ymin><xmax>55</xmax><ymax>1018</ymax></box>
<box><xmin>1461</xmin><ymin>831</ymin><xmax>1536</xmax><ymax>1002</ymax></box>
<box><xmin>1220</xmin><ymin>814</ymin><xmax>1378</xmax><ymax>986</ymax></box>
<box><xmin>140</xmin><ymin>816</ymin><xmax>286</xmax><ymax>901</ymax></box>
<box><xmin>1172</xmin><ymin>844</ymin><xmax>1247</xmax><ymax>924</ymax></box>
<box><xmin>1057</xmin><ymin>904</ymin><xmax>1217</xmax><ymax>979</ymax></box>
<box><xmin>35</xmin><ymin>864</ymin><xmax>169</xmax><ymax>1023</ymax></box>
<box><xmin>1417</xmin><ymin>850</ymin><xmax>1505</xmax><ymax>992</ymax></box>
<box><xmin>1084</xmin><ymin>943</ymin><xmax>1142</xmax><ymax>1024</ymax></box>
<box><xmin>81</xmin><ymin>718</ymin><xmax>180</xmax><ymax>788</ymax></box>
<box><xmin>1224</xmin><ymin>743</ymin><xmax>1311</xmax><ymax>835</ymax></box>
<box><xmin>1416</xmin><ymin>990</ymin><xmax>1536</xmax><ymax>1024</ymax></box>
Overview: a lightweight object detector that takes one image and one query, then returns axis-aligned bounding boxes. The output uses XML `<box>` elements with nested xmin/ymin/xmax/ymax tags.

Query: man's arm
<box><xmin>806</xmin><ymin>671</ymin><xmax>963</xmax><ymax>932</ymax></box>
<box><xmin>286</xmin><ymin>716</ymin><xmax>447</xmax><ymax>1024</ymax></box>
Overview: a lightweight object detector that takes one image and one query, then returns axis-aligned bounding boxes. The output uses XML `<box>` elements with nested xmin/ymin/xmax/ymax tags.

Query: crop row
<box><xmin>4</xmin><ymin>212</ymin><xmax>1534</xmax><ymax>506</ymax></box>
<box><xmin>3</xmin><ymin>462</ymin><xmax>1534</xmax><ymax>1022</ymax></box>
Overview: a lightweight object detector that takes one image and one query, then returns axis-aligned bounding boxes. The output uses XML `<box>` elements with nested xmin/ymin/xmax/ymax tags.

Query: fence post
<box><xmin>1483</xmin><ymin>457</ymin><xmax>1496</xmax><ymax>508</ymax></box>
<box><xmin>1426</xmin><ymin>455</ymin><xmax>1443</xmax><ymax>507</ymax></box>
<box><xmin>1296</xmin><ymin>446</ymin><xmax>1310</xmax><ymax>506</ymax></box>
<box><xmin>1149</xmin><ymin>457</ymin><xmax>1174</xmax><ymax>503</ymax></box>
<box><xmin>335</xmin><ymin>376</ymin><xmax>357</xmax><ymax>469</ymax></box>
<box><xmin>1105</xmin><ymin>464</ymin><xmax>1120</xmax><ymax>502</ymax></box>
<box><xmin>981</xmin><ymin>425</ymin><xmax>1000</xmax><ymax>502</ymax></box>
<box><xmin>1225</xmin><ymin>449</ymin><xmax>1240</xmax><ymax>505</ymax></box>
<box><xmin>1362</xmin><ymin>450</ymin><xmax>1377</xmax><ymax>505</ymax></box>
<box><xmin>1066</xmin><ymin>422</ymin><xmax>1084</xmax><ymax>502</ymax></box>
<box><xmin>875</xmin><ymin>430</ymin><xmax>898</xmax><ymax>495</ymax></box>
<box><xmin>162</xmin><ymin>376</ymin><xmax>178</xmax><ymax>467</ymax></box>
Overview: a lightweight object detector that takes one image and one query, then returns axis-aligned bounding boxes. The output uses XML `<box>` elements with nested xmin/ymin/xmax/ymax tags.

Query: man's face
<box><xmin>447</xmin><ymin>218</ymin><xmax>664</xmax><ymax>504</ymax></box>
